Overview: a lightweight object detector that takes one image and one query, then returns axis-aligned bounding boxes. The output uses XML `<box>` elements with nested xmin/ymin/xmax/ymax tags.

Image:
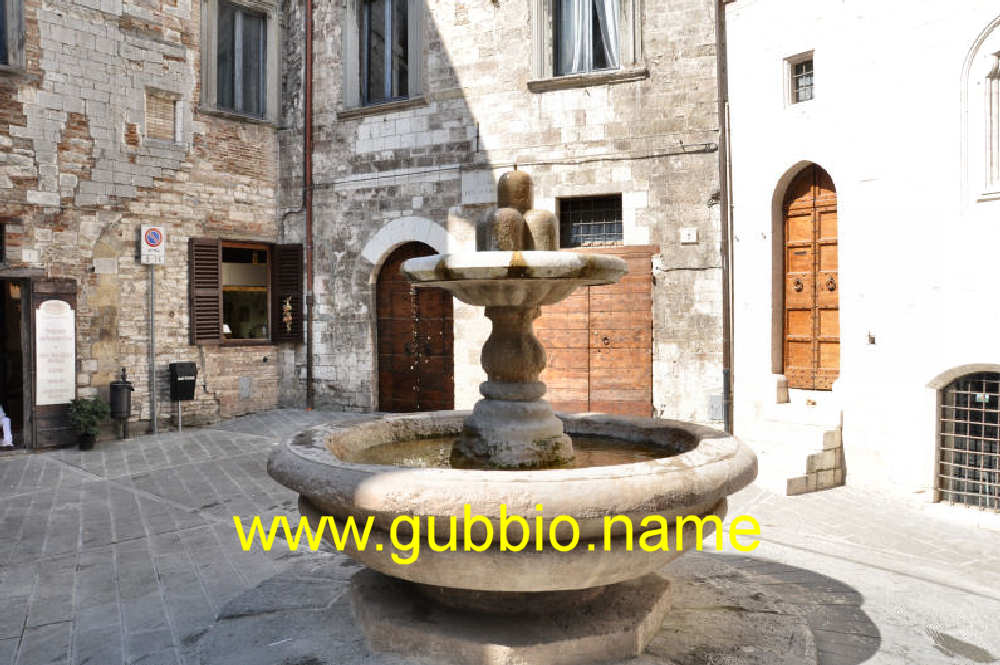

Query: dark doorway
<box><xmin>376</xmin><ymin>242</ymin><xmax>454</xmax><ymax>412</ymax></box>
<box><xmin>0</xmin><ymin>279</ymin><xmax>26</xmax><ymax>446</ymax></box>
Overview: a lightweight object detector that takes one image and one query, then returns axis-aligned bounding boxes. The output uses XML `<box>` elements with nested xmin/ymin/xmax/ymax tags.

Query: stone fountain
<box><xmin>268</xmin><ymin>169</ymin><xmax>757</xmax><ymax>665</ymax></box>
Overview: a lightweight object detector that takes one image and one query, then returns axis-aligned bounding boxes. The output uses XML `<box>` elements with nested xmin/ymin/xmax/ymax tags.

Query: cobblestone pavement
<box><xmin>0</xmin><ymin>409</ymin><xmax>998</xmax><ymax>665</ymax></box>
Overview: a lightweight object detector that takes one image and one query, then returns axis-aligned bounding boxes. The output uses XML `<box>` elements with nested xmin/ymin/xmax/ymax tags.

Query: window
<box><xmin>188</xmin><ymin>238</ymin><xmax>303</xmax><ymax>345</ymax></box>
<box><xmin>559</xmin><ymin>195</ymin><xmax>623</xmax><ymax>247</ymax></box>
<box><xmin>529</xmin><ymin>0</ymin><xmax>640</xmax><ymax>87</ymax></box>
<box><xmin>361</xmin><ymin>0</ymin><xmax>408</xmax><ymax>105</ymax></box>
<box><xmin>0</xmin><ymin>0</ymin><xmax>7</xmax><ymax>66</ymax></box>
<box><xmin>342</xmin><ymin>0</ymin><xmax>422</xmax><ymax>110</ymax></box>
<box><xmin>222</xmin><ymin>244</ymin><xmax>269</xmax><ymax>340</ymax></box>
<box><xmin>792</xmin><ymin>59</ymin><xmax>814</xmax><ymax>103</ymax></box>
<box><xmin>555</xmin><ymin>0</ymin><xmax>620</xmax><ymax>76</ymax></box>
<box><xmin>987</xmin><ymin>54</ymin><xmax>999</xmax><ymax>190</ymax></box>
<box><xmin>218</xmin><ymin>2</ymin><xmax>267</xmax><ymax>117</ymax></box>
<box><xmin>938</xmin><ymin>372</ymin><xmax>1000</xmax><ymax>512</ymax></box>
<box><xmin>0</xmin><ymin>223</ymin><xmax>5</xmax><ymax>263</ymax></box>
<box><xmin>200</xmin><ymin>0</ymin><xmax>278</xmax><ymax>121</ymax></box>
<box><xmin>1</xmin><ymin>0</ymin><xmax>24</xmax><ymax>69</ymax></box>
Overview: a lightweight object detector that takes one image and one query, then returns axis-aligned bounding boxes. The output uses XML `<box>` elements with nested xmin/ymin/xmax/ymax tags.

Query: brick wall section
<box><xmin>1</xmin><ymin>0</ymin><xmax>286</xmax><ymax>433</ymax></box>
<box><xmin>279</xmin><ymin>0</ymin><xmax>726</xmax><ymax>422</ymax></box>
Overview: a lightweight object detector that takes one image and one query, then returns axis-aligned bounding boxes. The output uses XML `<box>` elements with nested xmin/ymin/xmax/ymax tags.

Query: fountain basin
<box><xmin>267</xmin><ymin>411</ymin><xmax>757</xmax><ymax>592</ymax></box>
<box><xmin>401</xmin><ymin>250</ymin><xmax>627</xmax><ymax>306</ymax></box>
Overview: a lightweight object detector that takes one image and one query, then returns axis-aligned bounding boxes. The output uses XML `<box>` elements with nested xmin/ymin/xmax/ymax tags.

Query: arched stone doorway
<box><xmin>376</xmin><ymin>242</ymin><xmax>454</xmax><ymax>412</ymax></box>
<box><xmin>781</xmin><ymin>164</ymin><xmax>840</xmax><ymax>390</ymax></box>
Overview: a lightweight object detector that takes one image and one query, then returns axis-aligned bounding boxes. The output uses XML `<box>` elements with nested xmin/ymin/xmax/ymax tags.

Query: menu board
<box><xmin>36</xmin><ymin>299</ymin><xmax>76</xmax><ymax>406</ymax></box>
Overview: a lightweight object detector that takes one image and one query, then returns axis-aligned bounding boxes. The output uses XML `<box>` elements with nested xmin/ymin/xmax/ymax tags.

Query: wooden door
<box><xmin>31</xmin><ymin>278</ymin><xmax>77</xmax><ymax>447</ymax></box>
<box><xmin>537</xmin><ymin>245</ymin><xmax>657</xmax><ymax>417</ymax></box>
<box><xmin>376</xmin><ymin>243</ymin><xmax>454</xmax><ymax>412</ymax></box>
<box><xmin>783</xmin><ymin>165</ymin><xmax>839</xmax><ymax>390</ymax></box>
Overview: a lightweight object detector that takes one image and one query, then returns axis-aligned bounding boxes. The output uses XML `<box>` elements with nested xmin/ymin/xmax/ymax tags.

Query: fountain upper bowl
<box><xmin>402</xmin><ymin>251</ymin><xmax>627</xmax><ymax>306</ymax></box>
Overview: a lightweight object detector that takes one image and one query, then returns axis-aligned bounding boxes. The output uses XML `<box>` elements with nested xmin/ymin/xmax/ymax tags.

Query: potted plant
<box><xmin>68</xmin><ymin>397</ymin><xmax>110</xmax><ymax>450</ymax></box>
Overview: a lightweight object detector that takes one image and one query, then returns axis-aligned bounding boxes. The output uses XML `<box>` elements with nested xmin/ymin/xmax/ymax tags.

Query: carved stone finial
<box><xmin>498</xmin><ymin>168</ymin><xmax>532</xmax><ymax>213</ymax></box>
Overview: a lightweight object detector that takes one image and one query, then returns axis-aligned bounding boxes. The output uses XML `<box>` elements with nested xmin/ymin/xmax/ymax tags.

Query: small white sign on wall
<box><xmin>35</xmin><ymin>300</ymin><xmax>76</xmax><ymax>406</ymax></box>
<box><xmin>461</xmin><ymin>170</ymin><xmax>496</xmax><ymax>205</ymax></box>
<box><xmin>140</xmin><ymin>225</ymin><xmax>166</xmax><ymax>264</ymax></box>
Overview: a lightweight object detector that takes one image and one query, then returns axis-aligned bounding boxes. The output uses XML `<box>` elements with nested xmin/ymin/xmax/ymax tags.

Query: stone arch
<box><xmin>355</xmin><ymin>217</ymin><xmax>458</xmax><ymax>410</ymax></box>
<box><xmin>927</xmin><ymin>363</ymin><xmax>1000</xmax><ymax>390</ymax></box>
<box><xmin>360</xmin><ymin>217</ymin><xmax>455</xmax><ymax>284</ymax></box>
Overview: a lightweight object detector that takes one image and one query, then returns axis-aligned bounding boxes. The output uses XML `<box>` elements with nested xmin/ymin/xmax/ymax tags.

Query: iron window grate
<box><xmin>559</xmin><ymin>195</ymin><xmax>623</xmax><ymax>248</ymax></box>
<box><xmin>938</xmin><ymin>372</ymin><xmax>1000</xmax><ymax>511</ymax></box>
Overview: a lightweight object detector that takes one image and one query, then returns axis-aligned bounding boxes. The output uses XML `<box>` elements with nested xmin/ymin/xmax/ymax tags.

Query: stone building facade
<box><xmin>0</xmin><ymin>0</ymin><xmax>295</xmax><ymax>445</ymax></box>
<box><xmin>725</xmin><ymin>0</ymin><xmax>1000</xmax><ymax>503</ymax></box>
<box><xmin>278</xmin><ymin>0</ymin><xmax>728</xmax><ymax>422</ymax></box>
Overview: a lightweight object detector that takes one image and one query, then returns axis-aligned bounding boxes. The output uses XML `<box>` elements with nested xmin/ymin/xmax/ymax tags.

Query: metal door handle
<box><xmin>793</xmin><ymin>278</ymin><xmax>804</xmax><ymax>292</ymax></box>
<box><xmin>826</xmin><ymin>276</ymin><xmax>837</xmax><ymax>292</ymax></box>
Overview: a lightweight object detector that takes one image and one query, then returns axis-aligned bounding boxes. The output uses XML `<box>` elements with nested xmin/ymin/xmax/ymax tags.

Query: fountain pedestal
<box><xmin>453</xmin><ymin>305</ymin><xmax>573</xmax><ymax>468</ymax></box>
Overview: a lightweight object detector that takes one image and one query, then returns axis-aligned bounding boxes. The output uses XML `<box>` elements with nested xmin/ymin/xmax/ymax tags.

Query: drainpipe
<box><xmin>716</xmin><ymin>0</ymin><xmax>734</xmax><ymax>433</ymax></box>
<box><xmin>304</xmin><ymin>0</ymin><xmax>315</xmax><ymax>410</ymax></box>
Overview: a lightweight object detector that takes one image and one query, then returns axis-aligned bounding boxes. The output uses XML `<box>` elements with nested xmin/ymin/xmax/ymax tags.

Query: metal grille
<box><xmin>792</xmin><ymin>60</ymin><xmax>814</xmax><ymax>103</ymax></box>
<box><xmin>938</xmin><ymin>372</ymin><xmax>1000</xmax><ymax>511</ymax></box>
<box><xmin>559</xmin><ymin>195</ymin><xmax>623</xmax><ymax>248</ymax></box>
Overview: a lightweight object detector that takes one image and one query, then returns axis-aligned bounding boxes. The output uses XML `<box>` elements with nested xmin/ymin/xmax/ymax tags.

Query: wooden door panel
<box><xmin>589</xmin><ymin>328</ymin><xmax>652</xmax><ymax>349</ymax></box>
<box><xmin>537</xmin><ymin>245</ymin><xmax>657</xmax><ymax>416</ymax></box>
<box><xmin>786</xmin><ymin>213</ymin><xmax>814</xmax><ymax>243</ymax></box>
<box><xmin>818</xmin><ymin>210</ymin><xmax>837</xmax><ymax>241</ymax></box>
<box><xmin>786</xmin><ymin>247</ymin><xmax>813</xmax><ymax>273</ymax></box>
<box><xmin>782</xmin><ymin>165</ymin><xmax>839</xmax><ymax>390</ymax></box>
<box><xmin>377</xmin><ymin>243</ymin><xmax>453</xmax><ymax>412</ymax></box>
<box><xmin>785</xmin><ymin>309</ymin><xmax>813</xmax><ymax>338</ymax></box>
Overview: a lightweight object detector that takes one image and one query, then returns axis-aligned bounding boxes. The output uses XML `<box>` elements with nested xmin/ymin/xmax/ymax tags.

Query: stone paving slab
<box><xmin>0</xmin><ymin>409</ymin><xmax>997</xmax><ymax>665</ymax></box>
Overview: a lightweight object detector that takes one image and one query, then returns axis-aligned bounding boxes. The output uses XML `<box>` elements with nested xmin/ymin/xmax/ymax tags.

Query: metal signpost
<box><xmin>140</xmin><ymin>226</ymin><xmax>165</xmax><ymax>434</ymax></box>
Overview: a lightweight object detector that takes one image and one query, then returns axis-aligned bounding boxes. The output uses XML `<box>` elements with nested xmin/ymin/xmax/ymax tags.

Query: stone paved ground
<box><xmin>0</xmin><ymin>409</ymin><xmax>998</xmax><ymax>665</ymax></box>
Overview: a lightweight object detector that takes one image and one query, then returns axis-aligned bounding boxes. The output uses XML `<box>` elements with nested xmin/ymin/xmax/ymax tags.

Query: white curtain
<box><xmin>558</xmin><ymin>0</ymin><xmax>620</xmax><ymax>74</ymax></box>
<box><xmin>593</xmin><ymin>0</ymin><xmax>620</xmax><ymax>70</ymax></box>
<box><xmin>557</xmin><ymin>0</ymin><xmax>589</xmax><ymax>74</ymax></box>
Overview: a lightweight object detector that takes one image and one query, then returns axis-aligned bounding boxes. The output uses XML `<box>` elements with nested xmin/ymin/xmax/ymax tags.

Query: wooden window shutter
<box><xmin>271</xmin><ymin>243</ymin><xmax>304</xmax><ymax>343</ymax></box>
<box><xmin>189</xmin><ymin>237</ymin><xmax>222</xmax><ymax>345</ymax></box>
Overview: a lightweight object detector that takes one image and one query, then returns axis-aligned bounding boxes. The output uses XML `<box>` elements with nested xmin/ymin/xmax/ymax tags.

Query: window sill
<box><xmin>527</xmin><ymin>67</ymin><xmax>649</xmax><ymax>93</ymax></box>
<box><xmin>143</xmin><ymin>137</ymin><xmax>186</xmax><ymax>151</ymax></box>
<box><xmin>197</xmin><ymin>105</ymin><xmax>276</xmax><ymax>126</ymax></box>
<box><xmin>221</xmin><ymin>340</ymin><xmax>276</xmax><ymax>347</ymax></box>
<box><xmin>976</xmin><ymin>190</ymin><xmax>1000</xmax><ymax>203</ymax></box>
<box><xmin>336</xmin><ymin>96</ymin><xmax>428</xmax><ymax>120</ymax></box>
<box><xmin>0</xmin><ymin>64</ymin><xmax>39</xmax><ymax>82</ymax></box>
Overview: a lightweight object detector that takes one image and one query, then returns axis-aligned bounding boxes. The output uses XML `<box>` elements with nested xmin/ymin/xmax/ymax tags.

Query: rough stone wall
<box><xmin>279</xmin><ymin>0</ymin><xmax>725</xmax><ymax>422</ymax></box>
<box><xmin>1</xmin><ymin>0</ymin><xmax>284</xmax><ymax>432</ymax></box>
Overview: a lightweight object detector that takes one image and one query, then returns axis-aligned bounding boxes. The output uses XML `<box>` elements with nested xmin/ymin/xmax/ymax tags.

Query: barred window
<box><xmin>558</xmin><ymin>195</ymin><xmax>623</xmax><ymax>247</ymax></box>
<box><xmin>938</xmin><ymin>372</ymin><xmax>1000</xmax><ymax>511</ymax></box>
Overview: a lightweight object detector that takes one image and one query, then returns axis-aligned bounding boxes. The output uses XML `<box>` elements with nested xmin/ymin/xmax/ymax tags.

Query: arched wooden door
<box><xmin>376</xmin><ymin>243</ymin><xmax>454</xmax><ymax>412</ymax></box>
<box><xmin>783</xmin><ymin>164</ymin><xmax>839</xmax><ymax>390</ymax></box>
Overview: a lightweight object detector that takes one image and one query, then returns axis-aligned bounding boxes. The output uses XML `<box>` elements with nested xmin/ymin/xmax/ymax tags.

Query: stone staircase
<box><xmin>739</xmin><ymin>397</ymin><xmax>845</xmax><ymax>496</ymax></box>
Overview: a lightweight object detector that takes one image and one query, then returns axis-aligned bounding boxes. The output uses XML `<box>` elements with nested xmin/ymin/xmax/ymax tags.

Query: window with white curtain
<box><xmin>554</xmin><ymin>0</ymin><xmax>620</xmax><ymax>76</ymax></box>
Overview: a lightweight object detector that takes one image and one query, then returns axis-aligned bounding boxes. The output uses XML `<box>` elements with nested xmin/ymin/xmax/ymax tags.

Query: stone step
<box><xmin>737</xmin><ymin>418</ymin><xmax>844</xmax><ymax>496</ymax></box>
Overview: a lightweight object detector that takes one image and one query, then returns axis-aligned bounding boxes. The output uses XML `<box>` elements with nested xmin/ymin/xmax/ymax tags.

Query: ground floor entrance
<box><xmin>0</xmin><ymin>279</ymin><xmax>27</xmax><ymax>446</ymax></box>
